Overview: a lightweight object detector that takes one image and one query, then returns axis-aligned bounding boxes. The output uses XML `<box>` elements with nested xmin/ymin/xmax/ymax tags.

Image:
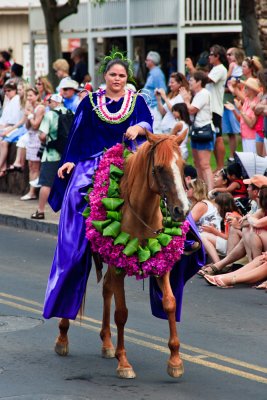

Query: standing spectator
<box><xmin>170</xmin><ymin>102</ymin><xmax>191</xmax><ymax>160</ymax></box>
<box><xmin>20</xmin><ymin>87</ymin><xmax>46</xmax><ymax>200</ymax></box>
<box><xmin>70</xmin><ymin>47</ymin><xmax>90</xmax><ymax>84</ymax></box>
<box><xmin>207</xmin><ymin>44</ymin><xmax>228</xmax><ymax>171</ymax></box>
<box><xmin>143</xmin><ymin>51</ymin><xmax>167</xmax><ymax>133</ymax></box>
<box><xmin>180</xmin><ymin>71</ymin><xmax>214</xmax><ymax>190</ymax></box>
<box><xmin>223</xmin><ymin>48</ymin><xmax>244</xmax><ymax>162</ymax></box>
<box><xmin>59</xmin><ymin>79</ymin><xmax>79</xmax><ymax>112</ymax></box>
<box><xmin>53</xmin><ymin>58</ymin><xmax>70</xmax><ymax>81</ymax></box>
<box><xmin>156</xmin><ymin>72</ymin><xmax>190</xmax><ymax>133</ymax></box>
<box><xmin>225</xmin><ymin>77</ymin><xmax>262</xmax><ymax>153</ymax></box>
<box><xmin>254</xmin><ymin>69</ymin><xmax>267</xmax><ymax>156</ymax></box>
<box><xmin>31</xmin><ymin>94</ymin><xmax>67</xmax><ymax>220</ymax></box>
<box><xmin>7</xmin><ymin>63</ymin><xmax>24</xmax><ymax>85</ymax></box>
<box><xmin>227</xmin><ymin>56</ymin><xmax>263</xmax><ymax>104</ymax></box>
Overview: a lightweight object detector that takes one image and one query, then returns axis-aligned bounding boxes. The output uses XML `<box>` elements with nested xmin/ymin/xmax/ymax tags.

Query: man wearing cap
<box><xmin>142</xmin><ymin>51</ymin><xmax>167</xmax><ymax>133</ymax></box>
<box><xmin>59</xmin><ymin>79</ymin><xmax>80</xmax><ymax>113</ymax></box>
<box><xmin>31</xmin><ymin>94</ymin><xmax>67</xmax><ymax>220</ymax></box>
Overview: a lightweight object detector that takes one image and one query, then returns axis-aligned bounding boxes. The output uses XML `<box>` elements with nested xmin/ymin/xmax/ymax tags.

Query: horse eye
<box><xmin>155</xmin><ymin>166</ymin><xmax>164</xmax><ymax>173</ymax></box>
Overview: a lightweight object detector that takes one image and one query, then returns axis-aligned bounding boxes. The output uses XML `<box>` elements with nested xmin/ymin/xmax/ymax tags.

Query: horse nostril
<box><xmin>173</xmin><ymin>206</ymin><xmax>183</xmax><ymax>219</ymax></box>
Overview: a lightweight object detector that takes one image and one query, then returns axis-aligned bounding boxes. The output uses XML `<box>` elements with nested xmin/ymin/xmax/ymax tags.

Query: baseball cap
<box><xmin>243</xmin><ymin>175</ymin><xmax>267</xmax><ymax>188</ymax></box>
<box><xmin>50</xmin><ymin>93</ymin><xmax>63</xmax><ymax>103</ymax></box>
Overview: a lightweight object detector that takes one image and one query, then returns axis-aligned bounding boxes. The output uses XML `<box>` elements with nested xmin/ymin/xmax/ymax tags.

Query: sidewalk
<box><xmin>0</xmin><ymin>192</ymin><xmax>59</xmax><ymax>235</ymax></box>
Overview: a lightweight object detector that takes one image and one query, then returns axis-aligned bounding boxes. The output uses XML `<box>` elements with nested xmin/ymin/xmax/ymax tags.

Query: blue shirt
<box><xmin>63</xmin><ymin>94</ymin><xmax>79</xmax><ymax>113</ymax></box>
<box><xmin>143</xmin><ymin>66</ymin><xmax>167</xmax><ymax>108</ymax></box>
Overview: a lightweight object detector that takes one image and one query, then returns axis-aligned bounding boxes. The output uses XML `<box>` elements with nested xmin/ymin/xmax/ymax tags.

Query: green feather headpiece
<box><xmin>98</xmin><ymin>47</ymin><xmax>135</xmax><ymax>84</ymax></box>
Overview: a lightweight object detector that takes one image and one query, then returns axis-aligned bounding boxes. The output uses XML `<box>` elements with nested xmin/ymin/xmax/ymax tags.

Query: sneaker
<box><xmin>29</xmin><ymin>177</ymin><xmax>41</xmax><ymax>188</ymax></box>
<box><xmin>227</xmin><ymin>157</ymin><xmax>235</xmax><ymax>164</ymax></box>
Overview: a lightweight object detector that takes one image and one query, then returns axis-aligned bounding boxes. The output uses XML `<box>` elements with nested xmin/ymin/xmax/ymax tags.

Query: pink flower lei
<box><xmin>84</xmin><ymin>143</ymin><xmax>189</xmax><ymax>280</ymax></box>
<box><xmin>89</xmin><ymin>89</ymin><xmax>137</xmax><ymax>124</ymax></box>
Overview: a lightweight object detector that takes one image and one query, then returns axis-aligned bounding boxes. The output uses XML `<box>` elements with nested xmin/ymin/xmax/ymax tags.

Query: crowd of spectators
<box><xmin>1</xmin><ymin>44</ymin><xmax>267</xmax><ymax>292</ymax></box>
<box><xmin>0</xmin><ymin>47</ymin><xmax>92</xmax><ymax>217</ymax></box>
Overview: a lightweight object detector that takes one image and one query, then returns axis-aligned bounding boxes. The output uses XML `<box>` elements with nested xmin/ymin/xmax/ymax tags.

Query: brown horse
<box><xmin>54</xmin><ymin>131</ymin><xmax>190</xmax><ymax>379</ymax></box>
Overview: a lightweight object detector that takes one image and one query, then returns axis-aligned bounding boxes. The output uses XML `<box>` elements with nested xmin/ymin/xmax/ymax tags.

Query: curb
<box><xmin>0</xmin><ymin>213</ymin><xmax>58</xmax><ymax>235</ymax></box>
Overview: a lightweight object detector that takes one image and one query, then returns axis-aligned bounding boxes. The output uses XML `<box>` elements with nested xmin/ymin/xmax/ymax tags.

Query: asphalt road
<box><xmin>0</xmin><ymin>225</ymin><xmax>267</xmax><ymax>400</ymax></box>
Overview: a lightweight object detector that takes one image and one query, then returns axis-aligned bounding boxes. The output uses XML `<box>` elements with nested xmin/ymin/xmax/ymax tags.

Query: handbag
<box><xmin>190</xmin><ymin>123</ymin><xmax>214</xmax><ymax>143</ymax></box>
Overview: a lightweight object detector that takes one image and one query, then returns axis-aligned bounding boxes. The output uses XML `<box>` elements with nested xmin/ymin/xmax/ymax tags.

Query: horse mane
<box><xmin>120</xmin><ymin>136</ymin><xmax>182</xmax><ymax>197</ymax></box>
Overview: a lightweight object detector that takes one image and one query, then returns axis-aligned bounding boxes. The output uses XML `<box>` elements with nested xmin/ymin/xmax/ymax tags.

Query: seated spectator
<box><xmin>200</xmin><ymin>175</ymin><xmax>263</xmax><ymax>276</ymax></box>
<box><xmin>187</xmin><ymin>178</ymin><xmax>220</xmax><ymax>232</ymax></box>
<box><xmin>204</xmin><ymin>252</ymin><xmax>267</xmax><ymax>288</ymax></box>
<box><xmin>200</xmin><ymin>192</ymin><xmax>242</xmax><ymax>264</ymax></box>
<box><xmin>208</xmin><ymin>162</ymin><xmax>247</xmax><ymax>200</ymax></box>
<box><xmin>0</xmin><ymin>81</ymin><xmax>29</xmax><ymax>175</ymax></box>
<box><xmin>208</xmin><ymin>168</ymin><xmax>229</xmax><ymax>199</ymax></box>
<box><xmin>0</xmin><ymin>81</ymin><xmax>22</xmax><ymax>134</ymax></box>
<box><xmin>35</xmin><ymin>76</ymin><xmax>53</xmax><ymax>101</ymax></box>
<box><xmin>170</xmin><ymin>103</ymin><xmax>191</xmax><ymax>160</ymax></box>
<box><xmin>59</xmin><ymin>79</ymin><xmax>79</xmax><ymax>112</ymax></box>
<box><xmin>184</xmin><ymin>164</ymin><xmax>197</xmax><ymax>186</ymax></box>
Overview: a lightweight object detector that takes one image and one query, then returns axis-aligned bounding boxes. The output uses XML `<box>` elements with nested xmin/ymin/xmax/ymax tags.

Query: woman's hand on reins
<box><xmin>58</xmin><ymin>162</ymin><xmax>75</xmax><ymax>179</ymax></box>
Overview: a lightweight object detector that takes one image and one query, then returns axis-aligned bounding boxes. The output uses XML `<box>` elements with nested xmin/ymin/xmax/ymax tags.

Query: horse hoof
<box><xmin>54</xmin><ymin>342</ymin><xmax>69</xmax><ymax>356</ymax></box>
<box><xmin>117</xmin><ymin>367</ymin><xmax>136</xmax><ymax>379</ymax></box>
<box><xmin>167</xmin><ymin>362</ymin><xmax>184</xmax><ymax>378</ymax></box>
<box><xmin>102</xmin><ymin>347</ymin><xmax>116</xmax><ymax>359</ymax></box>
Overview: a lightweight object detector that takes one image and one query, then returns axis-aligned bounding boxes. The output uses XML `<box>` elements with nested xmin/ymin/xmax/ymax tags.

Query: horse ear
<box><xmin>174</xmin><ymin>128</ymin><xmax>188</xmax><ymax>146</ymax></box>
<box><xmin>145</xmin><ymin>129</ymin><xmax>154</xmax><ymax>143</ymax></box>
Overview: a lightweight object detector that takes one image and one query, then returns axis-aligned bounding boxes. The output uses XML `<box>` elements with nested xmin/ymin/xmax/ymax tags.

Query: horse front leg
<box><xmin>112</xmin><ymin>267</ymin><xmax>136</xmax><ymax>379</ymax></box>
<box><xmin>100</xmin><ymin>267</ymin><xmax>115</xmax><ymax>358</ymax></box>
<box><xmin>157</xmin><ymin>272</ymin><xmax>184</xmax><ymax>378</ymax></box>
<box><xmin>55</xmin><ymin>318</ymin><xmax>70</xmax><ymax>356</ymax></box>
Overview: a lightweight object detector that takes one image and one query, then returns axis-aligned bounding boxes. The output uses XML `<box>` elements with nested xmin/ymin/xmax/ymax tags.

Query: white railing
<box><xmin>29</xmin><ymin>0</ymin><xmax>241</xmax><ymax>34</ymax></box>
<box><xmin>184</xmin><ymin>0</ymin><xmax>240</xmax><ymax>25</ymax></box>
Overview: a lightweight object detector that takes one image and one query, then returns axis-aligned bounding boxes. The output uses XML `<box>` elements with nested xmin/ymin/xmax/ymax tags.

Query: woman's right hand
<box><xmin>58</xmin><ymin>162</ymin><xmax>75</xmax><ymax>179</ymax></box>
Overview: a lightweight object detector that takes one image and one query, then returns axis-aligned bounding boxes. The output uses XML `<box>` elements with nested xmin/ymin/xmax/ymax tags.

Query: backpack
<box><xmin>47</xmin><ymin>109</ymin><xmax>74</xmax><ymax>154</ymax></box>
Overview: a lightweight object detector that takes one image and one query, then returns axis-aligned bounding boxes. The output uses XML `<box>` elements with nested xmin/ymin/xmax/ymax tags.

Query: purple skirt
<box><xmin>43</xmin><ymin>158</ymin><xmax>100</xmax><ymax>319</ymax></box>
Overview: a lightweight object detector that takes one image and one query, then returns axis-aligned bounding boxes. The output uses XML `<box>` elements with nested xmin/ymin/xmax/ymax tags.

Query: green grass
<box><xmin>186</xmin><ymin>136</ymin><xmax>243</xmax><ymax>170</ymax></box>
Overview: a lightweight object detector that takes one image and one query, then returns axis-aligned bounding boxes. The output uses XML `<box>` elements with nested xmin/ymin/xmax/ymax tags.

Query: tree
<box><xmin>40</xmin><ymin>0</ymin><xmax>106</xmax><ymax>87</ymax></box>
<box><xmin>239</xmin><ymin>0</ymin><xmax>264</xmax><ymax>61</ymax></box>
<box><xmin>40</xmin><ymin>0</ymin><xmax>80</xmax><ymax>87</ymax></box>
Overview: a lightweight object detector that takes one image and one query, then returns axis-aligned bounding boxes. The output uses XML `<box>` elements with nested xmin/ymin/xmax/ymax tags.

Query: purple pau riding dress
<box><xmin>43</xmin><ymin>91</ymin><xmax>205</xmax><ymax>322</ymax></box>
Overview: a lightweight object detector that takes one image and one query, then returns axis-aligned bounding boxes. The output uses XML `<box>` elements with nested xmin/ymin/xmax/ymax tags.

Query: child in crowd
<box><xmin>200</xmin><ymin>192</ymin><xmax>242</xmax><ymax>264</ymax></box>
<box><xmin>170</xmin><ymin>103</ymin><xmax>190</xmax><ymax>160</ymax></box>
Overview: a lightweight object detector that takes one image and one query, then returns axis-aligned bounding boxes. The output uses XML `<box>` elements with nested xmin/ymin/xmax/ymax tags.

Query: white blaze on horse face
<box><xmin>171</xmin><ymin>154</ymin><xmax>190</xmax><ymax>214</ymax></box>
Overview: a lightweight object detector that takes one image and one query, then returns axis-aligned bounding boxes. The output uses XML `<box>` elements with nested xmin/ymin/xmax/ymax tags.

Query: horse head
<box><xmin>145</xmin><ymin>130</ymin><xmax>190</xmax><ymax>222</ymax></box>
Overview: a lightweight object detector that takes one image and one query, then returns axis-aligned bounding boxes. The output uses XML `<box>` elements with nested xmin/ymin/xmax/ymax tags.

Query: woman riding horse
<box><xmin>43</xmin><ymin>50</ymin><xmax>205</xmax><ymax>379</ymax></box>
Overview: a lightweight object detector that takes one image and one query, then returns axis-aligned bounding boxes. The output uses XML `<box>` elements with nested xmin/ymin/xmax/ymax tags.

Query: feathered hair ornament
<box><xmin>98</xmin><ymin>47</ymin><xmax>135</xmax><ymax>83</ymax></box>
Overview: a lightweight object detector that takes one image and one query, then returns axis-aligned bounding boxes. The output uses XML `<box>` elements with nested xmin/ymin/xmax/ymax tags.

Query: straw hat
<box><xmin>241</xmin><ymin>77</ymin><xmax>262</xmax><ymax>93</ymax></box>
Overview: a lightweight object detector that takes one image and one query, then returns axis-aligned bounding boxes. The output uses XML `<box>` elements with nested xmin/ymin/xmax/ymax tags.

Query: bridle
<box><xmin>125</xmin><ymin>138</ymin><xmax>188</xmax><ymax>235</ymax></box>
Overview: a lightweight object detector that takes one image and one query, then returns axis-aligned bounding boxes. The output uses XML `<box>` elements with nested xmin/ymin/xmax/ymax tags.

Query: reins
<box><xmin>122</xmin><ymin>136</ymin><xmax>187</xmax><ymax>235</ymax></box>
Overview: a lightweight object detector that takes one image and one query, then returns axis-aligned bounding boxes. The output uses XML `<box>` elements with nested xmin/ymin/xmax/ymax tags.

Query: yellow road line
<box><xmin>1</xmin><ymin>293</ymin><xmax>267</xmax><ymax>384</ymax></box>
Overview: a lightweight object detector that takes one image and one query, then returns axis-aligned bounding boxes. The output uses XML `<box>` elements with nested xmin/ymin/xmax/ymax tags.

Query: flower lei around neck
<box><xmin>84</xmin><ymin>143</ymin><xmax>189</xmax><ymax>279</ymax></box>
<box><xmin>89</xmin><ymin>89</ymin><xmax>137</xmax><ymax>124</ymax></box>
